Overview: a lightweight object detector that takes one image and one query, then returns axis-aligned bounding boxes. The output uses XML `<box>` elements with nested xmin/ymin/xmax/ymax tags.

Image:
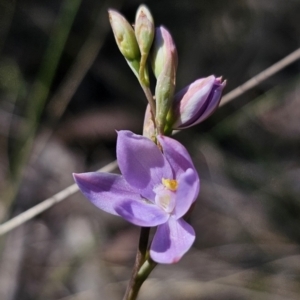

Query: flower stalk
<box><xmin>74</xmin><ymin>4</ymin><xmax>225</xmax><ymax>300</ymax></box>
<box><xmin>122</xmin><ymin>227</ymin><xmax>155</xmax><ymax>300</ymax></box>
<box><xmin>124</xmin><ymin>255</ymin><xmax>157</xmax><ymax>300</ymax></box>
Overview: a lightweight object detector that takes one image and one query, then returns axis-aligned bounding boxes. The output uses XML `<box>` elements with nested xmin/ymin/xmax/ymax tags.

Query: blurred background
<box><xmin>0</xmin><ymin>0</ymin><xmax>300</xmax><ymax>299</ymax></box>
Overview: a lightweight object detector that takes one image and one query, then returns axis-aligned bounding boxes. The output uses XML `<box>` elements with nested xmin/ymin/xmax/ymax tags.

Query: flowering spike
<box><xmin>167</xmin><ymin>75</ymin><xmax>226</xmax><ymax>130</ymax></box>
<box><xmin>151</xmin><ymin>27</ymin><xmax>178</xmax><ymax>133</ymax></box>
<box><xmin>108</xmin><ymin>9</ymin><xmax>141</xmax><ymax>76</ymax></box>
<box><xmin>135</xmin><ymin>5</ymin><xmax>155</xmax><ymax>86</ymax></box>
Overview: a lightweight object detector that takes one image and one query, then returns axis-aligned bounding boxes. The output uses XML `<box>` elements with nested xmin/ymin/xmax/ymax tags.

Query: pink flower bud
<box><xmin>151</xmin><ymin>27</ymin><xmax>178</xmax><ymax>79</ymax></box>
<box><xmin>151</xmin><ymin>26</ymin><xmax>178</xmax><ymax>133</ymax></box>
<box><xmin>172</xmin><ymin>76</ymin><xmax>226</xmax><ymax>129</ymax></box>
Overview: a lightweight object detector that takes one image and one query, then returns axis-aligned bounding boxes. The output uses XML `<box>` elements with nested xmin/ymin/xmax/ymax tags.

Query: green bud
<box><xmin>108</xmin><ymin>9</ymin><xmax>140</xmax><ymax>62</ymax></box>
<box><xmin>135</xmin><ymin>5</ymin><xmax>154</xmax><ymax>86</ymax></box>
<box><xmin>135</xmin><ymin>5</ymin><xmax>154</xmax><ymax>57</ymax></box>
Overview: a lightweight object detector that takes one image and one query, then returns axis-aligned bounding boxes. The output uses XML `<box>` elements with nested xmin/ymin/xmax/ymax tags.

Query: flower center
<box><xmin>162</xmin><ymin>178</ymin><xmax>178</xmax><ymax>191</ymax></box>
<box><xmin>153</xmin><ymin>178</ymin><xmax>178</xmax><ymax>213</ymax></box>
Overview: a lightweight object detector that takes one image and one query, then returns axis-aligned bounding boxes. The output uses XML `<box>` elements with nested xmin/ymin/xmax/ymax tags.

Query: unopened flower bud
<box><xmin>170</xmin><ymin>76</ymin><xmax>226</xmax><ymax>129</ymax></box>
<box><xmin>135</xmin><ymin>5</ymin><xmax>154</xmax><ymax>86</ymax></box>
<box><xmin>151</xmin><ymin>27</ymin><xmax>178</xmax><ymax>133</ymax></box>
<box><xmin>151</xmin><ymin>27</ymin><xmax>178</xmax><ymax>78</ymax></box>
<box><xmin>108</xmin><ymin>9</ymin><xmax>140</xmax><ymax>73</ymax></box>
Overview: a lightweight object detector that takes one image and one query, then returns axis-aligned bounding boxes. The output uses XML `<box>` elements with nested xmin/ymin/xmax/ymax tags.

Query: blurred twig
<box><xmin>1</xmin><ymin>46</ymin><xmax>300</xmax><ymax>236</ymax></box>
<box><xmin>0</xmin><ymin>161</ymin><xmax>118</xmax><ymax>236</ymax></box>
<box><xmin>220</xmin><ymin>48</ymin><xmax>300</xmax><ymax>106</ymax></box>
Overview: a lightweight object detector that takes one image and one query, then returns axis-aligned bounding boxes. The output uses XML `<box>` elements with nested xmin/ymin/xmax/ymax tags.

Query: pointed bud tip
<box><xmin>73</xmin><ymin>173</ymin><xmax>81</xmax><ymax>183</ymax></box>
<box><xmin>214</xmin><ymin>76</ymin><xmax>226</xmax><ymax>89</ymax></box>
<box><xmin>73</xmin><ymin>173</ymin><xmax>82</xmax><ymax>180</ymax></box>
<box><xmin>135</xmin><ymin>4</ymin><xmax>155</xmax><ymax>50</ymax></box>
<box><xmin>136</xmin><ymin>4</ymin><xmax>154</xmax><ymax>21</ymax></box>
<box><xmin>107</xmin><ymin>9</ymin><xmax>119</xmax><ymax>20</ymax></box>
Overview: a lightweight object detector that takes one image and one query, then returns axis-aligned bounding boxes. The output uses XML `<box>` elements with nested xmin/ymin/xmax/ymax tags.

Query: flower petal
<box><xmin>117</xmin><ymin>130</ymin><xmax>172</xmax><ymax>200</ymax></box>
<box><xmin>157</xmin><ymin>135</ymin><xmax>196</xmax><ymax>177</ymax></box>
<box><xmin>73</xmin><ymin>172</ymin><xmax>140</xmax><ymax>215</ymax></box>
<box><xmin>189</xmin><ymin>80</ymin><xmax>225</xmax><ymax>127</ymax></box>
<box><xmin>115</xmin><ymin>200</ymin><xmax>169</xmax><ymax>227</ymax></box>
<box><xmin>150</xmin><ymin>217</ymin><xmax>195</xmax><ymax>264</ymax></box>
<box><xmin>172</xmin><ymin>76</ymin><xmax>225</xmax><ymax>129</ymax></box>
<box><xmin>174</xmin><ymin>76</ymin><xmax>216</xmax><ymax>128</ymax></box>
<box><xmin>174</xmin><ymin>168</ymin><xmax>200</xmax><ymax>218</ymax></box>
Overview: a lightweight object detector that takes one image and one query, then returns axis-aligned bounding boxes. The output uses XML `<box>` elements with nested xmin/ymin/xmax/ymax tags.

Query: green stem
<box><xmin>138</xmin><ymin>54</ymin><xmax>150</xmax><ymax>87</ymax></box>
<box><xmin>123</xmin><ymin>227</ymin><xmax>153</xmax><ymax>300</ymax></box>
<box><xmin>125</xmin><ymin>258</ymin><xmax>157</xmax><ymax>300</ymax></box>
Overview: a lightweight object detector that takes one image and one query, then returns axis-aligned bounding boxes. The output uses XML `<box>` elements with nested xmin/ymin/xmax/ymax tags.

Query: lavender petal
<box><xmin>157</xmin><ymin>135</ymin><xmax>196</xmax><ymax>176</ymax></box>
<box><xmin>189</xmin><ymin>82</ymin><xmax>224</xmax><ymax>126</ymax></box>
<box><xmin>73</xmin><ymin>172</ymin><xmax>139</xmax><ymax>215</ymax></box>
<box><xmin>150</xmin><ymin>217</ymin><xmax>195</xmax><ymax>264</ymax></box>
<box><xmin>115</xmin><ymin>199</ymin><xmax>169</xmax><ymax>227</ymax></box>
<box><xmin>173</xmin><ymin>168</ymin><xmax>200</xmax><ymax>219</ymax></box>
<box><xmin>174</xmin><ymin>76</ymin><xmax>215</xmax><ymax>128</ymax></box>
<box><xmin>117</xmin><ymin>130</ymin><xmax>172</xmax><ymax>200</ymax></box>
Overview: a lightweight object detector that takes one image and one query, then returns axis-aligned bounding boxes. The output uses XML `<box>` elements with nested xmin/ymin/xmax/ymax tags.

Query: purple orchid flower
<box><xmin>73</xmin><ymin>130</ymin><xmax>200</xmax><ymax>264</ymax></box>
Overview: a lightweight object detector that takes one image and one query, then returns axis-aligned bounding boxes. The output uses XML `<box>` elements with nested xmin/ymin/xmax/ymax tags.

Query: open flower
<box><xmin>73</xmin><ymin>131</ymin><xmax>199</xmax><ymax>264</ymax></box>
